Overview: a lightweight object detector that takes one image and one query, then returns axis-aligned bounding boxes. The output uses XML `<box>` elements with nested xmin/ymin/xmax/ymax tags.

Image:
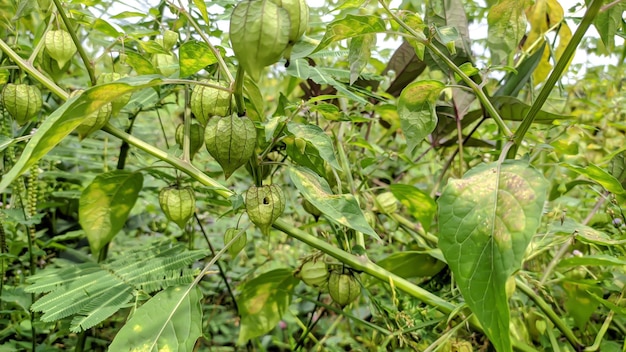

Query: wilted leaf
<box><xmin>348</xmin><ymin>34</ymin><xmax>375</xmax><ymax>85</ymax></box>
<box><xmin>398</xmin><ymin>80</ymin><xmax>445</xmax><ymax>154</ymax></box>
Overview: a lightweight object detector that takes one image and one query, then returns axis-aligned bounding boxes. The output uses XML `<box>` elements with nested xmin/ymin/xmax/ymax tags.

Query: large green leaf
<box><xmin>398</xmin><ymin>80</ymin><xmax>445</xmax><ymax>155</ymax></box>
<box><xmin>108</xmin><ymin>286</ymin><xmax>203</xmax><ymax>352</ymax></box>
<box><xmin>179</xmin><ymin>41</ymin><xmax>218</xmax><ymax>77</ymax></box>
<box><xmin>237</xmin><ymin>269</ymin><xmax>299</xmax><ymax>344</ymax></box>
<box><xmin>390</xmin><ymin>184</ymin><xmax>436</xmax><ymax>231</ymax></box>
<box><xmin>314</xmin><ymin>14</ymin><xmax>385</xmax><ymax>53</ymax></box>
<box><xmin>487</xmin><ymin>0</ymin><xmax>526</xmax><ymax>65</ymax></box>
<box><xmin>288</xmin><ymin>166</ymin><xmax>380</xmax><ymax>239</ymax></box>
<box><xmin>79</xmin><ymin>170</ymin><xmax>143</xmax><ymax>255</ymax></box>
<box><xmin>438</xmin><ymin>161</ymin><xmax>548</xmax><ymax>352</ymax></box>
<box><xmin>0</xmin><ymin>75</ymin><xmax>163</xmax><ymax>194</ymax></box>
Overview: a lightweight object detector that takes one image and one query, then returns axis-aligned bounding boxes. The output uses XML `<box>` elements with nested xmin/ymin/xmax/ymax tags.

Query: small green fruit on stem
<box><xmin>246</xmin><ymin>184</ymin><xmax>285</xmax><ymax>235</ymax></box>
<box><xmin>159</xmin><ymin>186</ymin><xmax>196</xmax><ymax>229</ymax></box>
<box><xmin>1</xmin><ymin>83</ymin><xmax>43</xmax><ymax>125</ymax></box>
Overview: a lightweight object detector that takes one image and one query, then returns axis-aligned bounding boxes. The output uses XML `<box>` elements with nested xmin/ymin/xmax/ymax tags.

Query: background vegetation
<box><xmin>0</xmin><ymin>0</ymin><xmax>625</xmax><ymax>351</ymax></box>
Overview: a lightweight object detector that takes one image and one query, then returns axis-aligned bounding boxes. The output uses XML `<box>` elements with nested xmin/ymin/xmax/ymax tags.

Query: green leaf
<box><xmin>79</xmin><ymin>170</ymin><xmax>144</xmax><ymax>255</ymax></box>
<box><xmin>287</xmin><ymin>58</ymin><xmax>369</xmax><ymax>105</ymax></box>
<box><xmin>558</xmin><ymin>254</ymin><xmax>626</xmax><ymax>267</ymax></box>
<box><xmin>594</xmin><ymin>1</ymin><xmax>626</xmax><ymax>52</ymax></box>
<box><xmin>26</xmin><ymin>241</ymin><xmax>206</xmax><ymax>333</ymax></box>
<box><xmin>377</xmin><ymin>252</ymin><xmax>445</xmax><ymax>279</ymax></box>
<box><xmin>125</xmin><ymin>51</ymin><xmax>157</xmax><ymax>75</ymax></box>
<box><xmin>398</xmin><ymin>80</ymin><xmax>445</xmax><ymax>154</ymax></box>
<box><xmin>608</xmin><ymin>151</ymin><xmax>626</xmax><ymax>188</ymax></box>
<box><xmin>287</xmin><ymin>122</ymin><xmax>341</xmax><ymax>170</ymax></box>
<box><xmin>288</xmin><ymin>166</ymin><xmax>380</xmax><ymax>239</ymax></box>
<box><xmin>237</xmin><ymin>269</ymin><xmax>299</xmax><ymax>344</ymax></box>
<box><xmin>438</xmin><ymin>161</ymin><xmax>548</xmax><ymax>352</ymax></box>
<box><xmin>193</xmin><ymin>0</ymin><xmax>210</xmax><ymax>24</ymax></box>
<box><xmin>390</xmin><ymin>184</ymin><xmax>436</xmax><ymax>231</ymax></box>
<box><xmin>109</xmin><ymin>286</ymin><xmax>203</xmax><ymax>352</ymax></box>
<box><xmin>487</xmin><ymin>0</ymin><xmax>526</xmax><ymax>65</ymax></box>
<box><xmin>494</xmin><ymin>45</ymin><xmax>544</xmax><ymax>97</ymax></box>
<box><xmin>562</xmin><ymin>162</ymin><xmax>626</xmax><ymax>195</ymax></box>
<box><xmin>0</xmin><ymin>75</ymin><xmax>163</xmax><ymax>194</ymax></box>
<box><xmin>348</xmin><ymin>34</ymin><xmax>375</xmax><ymax>85</ymax></box>
<box><xmin>92</xmin><ymin>18</ymin><xmax>122</xmax><ymax>37</ymax></box>
<box><xmin>179</xmin><ymin>41</ymin><xmax>218</xmax><ymax>77</ymax></box>
<box><xmin>314</xmin><ymin>15</ymin><xmax>386</xmax><ymax>53</ymax></box>
<box><xmin>562</xmin><ymin>281</ymin><xmax>601</xmax><ymax>329</ymax></box>
<box><xmin>494</xmin><ymin>96</ymin><xmax>573</xmax><ymax>123</ymax></box>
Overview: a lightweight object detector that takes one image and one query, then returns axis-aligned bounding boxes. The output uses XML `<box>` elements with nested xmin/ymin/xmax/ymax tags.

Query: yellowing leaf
<box><xmin>523</xmin><ymin>0</ymin><xmax>571</xmax><ymax>84</ymax></box>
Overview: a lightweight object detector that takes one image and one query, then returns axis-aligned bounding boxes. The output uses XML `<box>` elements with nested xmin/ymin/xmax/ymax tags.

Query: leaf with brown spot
<box><xmin>438</xmin><ymin>161</ymin><xmax>548</xmax><ymax>352</ymax></box>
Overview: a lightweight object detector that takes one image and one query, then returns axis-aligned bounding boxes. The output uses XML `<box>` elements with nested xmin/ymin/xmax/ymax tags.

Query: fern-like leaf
<box><xmin>26</xmin><ymin>240</ymin><xmax>208</xmax><ymax>332</ymax></box>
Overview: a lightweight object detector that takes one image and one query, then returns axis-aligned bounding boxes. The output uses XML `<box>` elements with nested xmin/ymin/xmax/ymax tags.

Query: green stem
<box><xmin>0</xmin><ymin>38</ymin><xmax>68</xmax><ymax>100</ymax></box>
<box><xmin>516</xmin><ymin>278</ymin><xmax>582</xmax><ymax>350</ymax></box>
<box><xmin>509</xmin><ymin>0</ymin><xmax>602</xmax><ymax>158</ymax></box>
<box><xmin>28</xmin><ymin>15</ymin><xmax>55</xmax><ymax>63</ymax></box>
<box><xmin>51</xmin><ymin>0</ymin><xmax>97</xmax><ymax>86</ymax></box>
<box><xmin>377</xmin><ymin>0</ymin><xmax>512</xmax><ymax>139</ymax></box>
<box><xmin>102</xmin><ymin>124</ymin><xmax>232</xmax><ymax>199</ymax></box>
<box><xmin>273</xmin><ymin>218</ymin><xmax>454</xmax><ymax>313</ymax></box>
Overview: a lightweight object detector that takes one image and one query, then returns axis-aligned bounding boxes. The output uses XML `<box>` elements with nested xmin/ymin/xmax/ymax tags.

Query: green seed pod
<box><xmin>246</xmin><ymin>184</ymin><xmax>285</xmax><ymax>235</ymax></box>
<box><xmin>152</xmin><ymin>53</ymin><xmax>178</xmax><ymax>77</ymax></box>
<box><xmin>159</xmin><ymin>186</ymin><xmax>196</xmax><ymax>229</ymax></box>
<box><xmin>230</xmin><ymin>0</ymin><xmax>291</xmax><ymax>80</ymax></box>
<box><xmin>97</xmin><ymin>72</ymin><xmax>131</xmax><ymax>115</ymax></box>
<box><xmin>224</xmin><ymin>228</ymin><xmax>247</xmax><ymax>257</ymax></box>
<box><xmin>204</xmin><ymin>114</ymin><xmax>256</xmax><ymax>179</ymax></box>
<box><xmin>40</xmin><ymin>50</ymin><xmax>71</xmax><ymax>80</ymax></box>
<box><xmin>1</xmin><ymin>83</ymin><xmax>43</xmax><ymax>125</ymax></box>
<box><xmin>328</xmin><ymin>270</ymin><xmax>361</xmax><ymax>306</ymax></box>
<box><xmin>269</xmin><ymin>0</ymin><xmax>308</xmax><ymax>42</ymax></box>
<box><xmin>44</xmin><ymin>30</ymin><xmax>77</xmax><ymax>69</ymax></box>
<box><xmin>175</xmin><ymin>122</ymin><xmax>205</xmax><ymax>159</ymax></box>
<box><xmin>190</xmin><ymin>80</ymin><xmax>232</xmax><ymax>125</ymax></box>
<box><xmin>374</xmin><ymin>192</ymin><xmax>398</xmax><ymax>215</ymax></box>
<box><xmin>296</xmin><ymin>258</ymin><xmax>329</xmax><ymax>288</ymax></box>
<box><xmin>302</xmin><ymin>198</ymin><xmax>321</xmax><ymax>221</ymax></box>
<box><xmin>162</xmin><ymin>30</ymin><xmax>179</xmax><ymax>51</ymax></box>
<box><xmin>70</xmin><ymin>90</ymin><xmax>112</xmax><ymax>140</ymax></box>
